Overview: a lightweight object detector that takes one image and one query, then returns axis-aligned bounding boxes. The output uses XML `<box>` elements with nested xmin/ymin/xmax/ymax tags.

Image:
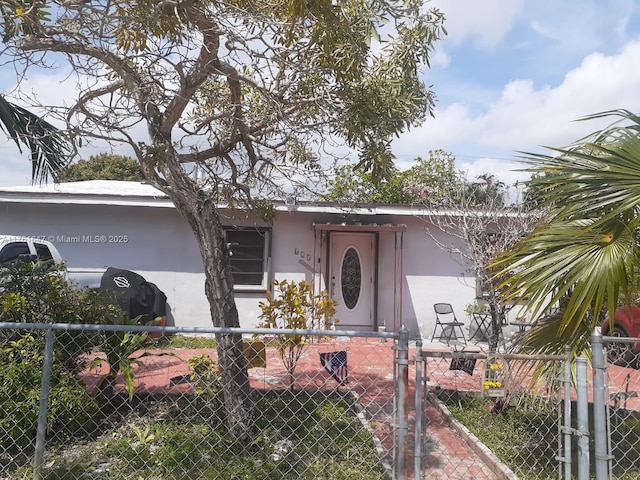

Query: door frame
<box><xmin>313</xmin><ymin>223</ymin><xmax>406</xmax><ymax>331</ymax></box>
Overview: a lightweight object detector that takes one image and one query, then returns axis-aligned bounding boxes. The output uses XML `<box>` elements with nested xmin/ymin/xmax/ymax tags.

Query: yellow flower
<box><xmin>15</xmin><ymin>7</ymin><xmax>24</xmax><ymax>16</ymax></box>
<box><xmin>483</xmin><ymin>380</ymin><xmax>502</xmax><ymax>390</ymax></box>
<box><xmin>488</xmin><ymin>363</ymin><xmax>503</xmax><ymax>371</ymax></box>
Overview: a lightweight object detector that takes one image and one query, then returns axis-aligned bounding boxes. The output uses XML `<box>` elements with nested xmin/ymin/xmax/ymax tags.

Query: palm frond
<box><xmin>496</xmin><ymin>109</ymin><xmax>640</xmax><ymax>359</ymax></box>
<box><xmin>0</xmin><ymin>95</ymin><xmax>72</xmax><ymax>183</ymax></box>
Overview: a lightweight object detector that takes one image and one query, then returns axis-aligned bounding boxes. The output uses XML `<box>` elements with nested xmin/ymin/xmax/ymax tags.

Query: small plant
<box><xmin>130</xmin><ymin>423</ymin><xmax>156</xmax><ymax>445</ymax></box>
<box><xmin>89</xmin><ymin>314</ymin><xmax>152</xmax><ymax>401</ymax></box>
<box><xmin>187</xmin><ymin>353</ymin><xmax>221</xmax><ymax>398</ymax></box>
<box><xmin>465</xmin><ymin>301</ymin><xmax>488</xmax><ymax>315</ymax></box>
<box><xmin>257</xmin><ymin>279</ymin><xmax>338</xmax><ymax>388</ymax></box>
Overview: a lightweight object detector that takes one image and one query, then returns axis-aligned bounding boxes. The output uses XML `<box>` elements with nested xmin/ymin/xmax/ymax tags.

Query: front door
<box><xmin>329</xmin><ymin>232</ymin><xmax>375</xmax><ymax>330</ymax></box>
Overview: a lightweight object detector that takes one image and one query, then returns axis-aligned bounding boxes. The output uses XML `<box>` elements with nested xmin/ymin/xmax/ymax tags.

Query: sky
<box><xmin>393</xmin><ymin>0</ymin><xmax>640</xmax><ymax>185</ymax></box>
<box><xmin>1</xmin><ymin>1</ymin><xmax>640</xmax><ymax>187</ymax></box>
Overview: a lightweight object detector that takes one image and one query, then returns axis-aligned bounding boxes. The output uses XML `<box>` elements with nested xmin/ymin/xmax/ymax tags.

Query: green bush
<box><xmin>0</xmin><ymin>261</ymin><xmax>125</xmax><ymax>372</ymax></box>
<box><xmin>0</xmin><ymin>336</ymin><xmax>99</xmax><ymax>450</ymax></box>
<box><xmin>257</xmin><ymin>279</ymin><xmax>338</xmax><ymax>388</ymax></box>
<box><xmin>0</xmin><ymin>261</ymin><xmax>126</xmax><ymax>450</ymax></box>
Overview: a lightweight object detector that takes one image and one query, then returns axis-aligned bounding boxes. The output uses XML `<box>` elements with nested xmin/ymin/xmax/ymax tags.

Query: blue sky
<box><xmin>1</xmin><ymin>0</ymin><xmax>640</xmax><ymax>187</ymax></box>
<box><xmin>393</xmin><ymin>0</ymin><xmax>640</xmax><ymax>185</ymax></box>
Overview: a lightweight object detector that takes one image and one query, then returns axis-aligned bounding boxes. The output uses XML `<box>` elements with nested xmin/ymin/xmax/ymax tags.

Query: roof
<box><xmin>0</xmin><ymin>180</ymin><xmax>506</xmax><ymax>218</ymax></box>
<box><xmin>0</xmin><ymin>180</ymin><xmax>173</xmax><ymax>208</ymax></box>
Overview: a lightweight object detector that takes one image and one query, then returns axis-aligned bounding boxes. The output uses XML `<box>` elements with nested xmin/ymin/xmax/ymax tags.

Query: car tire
<box><xmin>607</xmin><ymin>326</ymin><xmax>638</xmax><ymax>367</ymax></box>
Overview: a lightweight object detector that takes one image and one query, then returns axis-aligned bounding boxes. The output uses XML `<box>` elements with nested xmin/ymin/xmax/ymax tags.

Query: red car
<box><xmin>601</xmin><ymin>305</ymin><xmax>640</xmax><ymax>367</ymax></box>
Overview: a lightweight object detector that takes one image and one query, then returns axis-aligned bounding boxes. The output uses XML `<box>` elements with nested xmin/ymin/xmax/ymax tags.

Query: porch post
<box><xmin>394</xmin><ymin>230</ymin><xmax>404</xmax><ymax>332</ymax></box>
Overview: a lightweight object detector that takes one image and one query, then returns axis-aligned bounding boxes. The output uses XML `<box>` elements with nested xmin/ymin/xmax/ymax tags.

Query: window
<box><xmin>34</xmin><ymin>243</ymin><xmax>54</xmax><ymax>262</ymax></box>
<box><xmin>0</xmin><ymin>242</ymin><xmax>31</xmax><ymax>265</ymax></box>
<box><xmin>225</xmin><ymin>228</ymin><xmax>270</xmax><ymax>289</ymax></box>
<box><xmin>341</xmin><ymin>247</ymin><xmax>362</xmax><ymax>310</ymax></box>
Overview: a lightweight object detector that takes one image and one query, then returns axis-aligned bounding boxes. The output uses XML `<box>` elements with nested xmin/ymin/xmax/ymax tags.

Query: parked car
<box><xmin>601</xmin><ymin>305</ymin><xmax>640</xmax><ymax>367</ymax></box>
<box><xmin>0</xmin><ymin>235</ymin><xmax>106</xmax><ymax>289</ymax></box>
<box><xmin>0</xmin><ymin>235</ymin><xmax>168</xmax><ymax>332</ymax></box>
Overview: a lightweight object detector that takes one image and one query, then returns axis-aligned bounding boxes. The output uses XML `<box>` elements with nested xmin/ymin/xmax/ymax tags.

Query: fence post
<box><xmin>561</xmin><ymin>345</ymin><xmax>572</xmax><ymax>480</ymax></box>
<box><xmin>576</xmin><ymin>357</ymin><xmax>590</xmax><ymax>480</ymax></box>
<box><xmin>413</xmin><ymin>338</ymin><xmax>424</xmax><ymax>479</ymax></box>
<box><xmin>591</xmin><ymin>327</ymin><xmax>610</xmax><ymax>480</ymax></box>
<box><xmin>395</xmin><ymin>327</ymin><xmax>410</xmax><ymax>480</ymax></box>
<box><xmin>33</xmin><ymin>328</ymin><xmax>56</xmax><ymax>480</ymax></box>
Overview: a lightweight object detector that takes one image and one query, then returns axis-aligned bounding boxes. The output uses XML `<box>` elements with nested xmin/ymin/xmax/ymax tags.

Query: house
<box><xmin>0</xmin><ymin>180</ymin><xmax>484</xmax><ymax>339</ymax></box>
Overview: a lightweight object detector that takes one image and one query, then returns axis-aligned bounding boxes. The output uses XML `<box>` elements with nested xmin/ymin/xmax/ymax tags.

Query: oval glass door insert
<box><xmin>341</xmin><ymin>247</ymin><xmax>362</xmax><ymax>310</ymax></box>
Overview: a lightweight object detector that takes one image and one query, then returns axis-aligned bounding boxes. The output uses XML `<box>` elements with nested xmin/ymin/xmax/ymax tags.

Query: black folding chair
<box><xmin>431</xmin><ymin>302</ymin><xmax>467</xmax><ymax>345</ymax></box>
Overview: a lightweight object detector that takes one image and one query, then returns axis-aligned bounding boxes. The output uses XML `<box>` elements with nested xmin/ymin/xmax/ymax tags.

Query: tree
<box><xmin>322</xmin><ymin>150</ymin><xmax>466</xmax><ymax>204</ymax></box>
<box><xmin>321</xmin><ymin>163</ymin><xmax>411</xmax><ymax>204</ymax></box>
<box><xmin>465</xmin><ymin>173</ymin><xmax>505</xmax><ymax>208</ymax></box>
<box><xmin>494</xmin><ymin>109</ymin><xmax>640</xmax><ymax>360</ymax></box>
<box><xmin>0</xmin><ymin>94</ymin><xmax>71</xmax><ymax>182</ymax></box>
<box><xmin>57</xmin><ymin>153</ymin><xmax>144</xmax><ymax>182</ymax></box>
<box><xmin>1</xmin><ymin>1</ymin><xmax>446</xmax><ymax>443</ymax></box>
<box><xmin>421</xmin><ymin>181</ymin><xmax>541</xmax><ymax>352</ymax></box>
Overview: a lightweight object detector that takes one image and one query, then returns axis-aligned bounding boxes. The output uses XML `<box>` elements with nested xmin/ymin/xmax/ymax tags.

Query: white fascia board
<box><xmin>0</xmin><ymin>192</ymin><xmax>175</xmax><ymax>208</ymax></box>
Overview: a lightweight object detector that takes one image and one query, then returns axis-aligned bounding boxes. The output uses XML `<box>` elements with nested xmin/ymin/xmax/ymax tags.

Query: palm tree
<box><xmin>0</xmin><ymin>95</ymin><xmax>71</xmax><ymax>183</ymax></box>
<box><xmin>495</xmin><ymin>109</ymin><xmax>640</xmax><ymax>359</ymax></box>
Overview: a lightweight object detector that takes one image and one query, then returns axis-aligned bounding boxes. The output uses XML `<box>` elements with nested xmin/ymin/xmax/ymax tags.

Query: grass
<box><xmin>158</xmin><ymin>334</ymin><xmax>218</xmax><ymax>350</ymax></box>
<box><xmin>440</xmin><ymin>391</ymin><xmax>640</xmax><ymax>480</ymax></box>
<box><xmin>9</xmin><ymin>390</ymin><xmax>387</xmax><ymax>480</ymax></box>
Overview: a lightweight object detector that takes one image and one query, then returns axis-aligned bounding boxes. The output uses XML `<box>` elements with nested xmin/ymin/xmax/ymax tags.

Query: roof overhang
<box><xmin>313</xmin><ymin>223</ymin><xmax>406</xmax><ymax>232</ymax></box>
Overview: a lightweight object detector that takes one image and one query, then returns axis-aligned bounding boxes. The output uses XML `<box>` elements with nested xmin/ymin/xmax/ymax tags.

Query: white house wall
<box><xmin>0</xmin><ymin>198</ymin><xmax>481</xmax><ymax>338</ymax></box>
<box><xmin>0</xmin><ymin>201</ymin><xmax>213</xmax><ymax>328</ymax></box>
<box><xmin>400</xmin><ymin>215</ymin><xmax>476</xmax><ymax>338</ymax></box>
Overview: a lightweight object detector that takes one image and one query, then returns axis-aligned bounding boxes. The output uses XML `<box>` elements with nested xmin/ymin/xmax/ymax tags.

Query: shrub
<box><xmin>0</xmin><ymin>260</ymin><xmax>131</xmax><ymax>449</ymax></box>
<box><xmin>0</xmin><ymin>332</ymin><xmax>98</xmax><ymax>450</ymax></box>
<box><xmin>0</xmin><ymin>261</ymin><xmax>124</xmax><ymax>372</ymax></box>
<box><xmin>257</xmin><ymin>279</ymin><xmax>338</xmax><ymax>388</ymax></box>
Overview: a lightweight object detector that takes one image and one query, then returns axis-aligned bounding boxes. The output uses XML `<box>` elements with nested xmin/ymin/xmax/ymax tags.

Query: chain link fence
<box><xmin>5</xmin><ymin>320</ymin><xmax>640</xmax><ymax>480</ymax></box>
<box><xmin>410</xmin><ymin>343</ymin><xmax>570</xmax><ymax>480</ymax></box>
<box><xmin>597</xmin><ymin>333</ymin><xmax>640</xmax><ymax>480</ymax></box>
<box><xmin>0</xmin><ymin>322</ymin><xmax>402</xmax><ymax>480</ymax></box>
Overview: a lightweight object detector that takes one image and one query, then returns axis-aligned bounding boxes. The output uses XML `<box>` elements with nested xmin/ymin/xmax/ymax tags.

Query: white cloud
<box><xmin>393</xmin><ymin>37</ymin><xmax>640</xmax><ymax>184</ymax></box>
<box><xmin>431</xmin><ymin>0</ymin><xmax>525</xmax><ymax>49</ymax></box>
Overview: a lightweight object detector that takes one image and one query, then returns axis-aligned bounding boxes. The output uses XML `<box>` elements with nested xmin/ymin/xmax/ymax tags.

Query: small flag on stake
<box><xmin>320</xmin><ymin>350</ymin><xmax>348</xmax><ymax>386</ymax></box>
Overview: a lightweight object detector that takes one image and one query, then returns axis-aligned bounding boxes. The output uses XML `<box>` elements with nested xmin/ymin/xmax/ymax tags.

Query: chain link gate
<box><xmin>1</xmin><ymin>322</ymin><xmax>411</xmax><ymax>480</ymax></box>
<box><xmin>592</xmin><ymin>328</ymin><xmax>640</xmax><ymax>480</ymax></box>
<box><xmin>410</xmin><ymin>340</ymin><xmax>573</xmax><ymax>480</ymax></box>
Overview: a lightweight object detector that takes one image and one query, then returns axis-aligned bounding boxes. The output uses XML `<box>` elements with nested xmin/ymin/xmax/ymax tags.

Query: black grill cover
<box><xmin>100</xmin><ymin>267</ymin><xmax>166</xmax><ymax>324</ymax></box>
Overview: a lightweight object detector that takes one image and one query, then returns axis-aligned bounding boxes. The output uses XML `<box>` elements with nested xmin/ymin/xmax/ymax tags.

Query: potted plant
<box><xmin>464</xmin><ymin>301</ymin><xmax>489</xmax><ymax>316</ymax></box>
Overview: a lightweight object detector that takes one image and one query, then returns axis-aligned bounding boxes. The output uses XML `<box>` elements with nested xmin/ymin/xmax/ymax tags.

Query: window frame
<box><xmin>224</xmin><ymin>227</ymin><xmax>271</xmax><ymax>291</ymax></box>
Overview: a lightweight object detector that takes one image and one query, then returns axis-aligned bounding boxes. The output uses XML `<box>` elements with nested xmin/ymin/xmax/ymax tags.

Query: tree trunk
<box><xmin>165</xmin><ymin>186</ymin><xmax>254</xmax><ymax>444</ymax></box>
<box><xmin>488</xmin><ymin>300</ymin><xmax>505</xmax><ymax>353</ymax></box>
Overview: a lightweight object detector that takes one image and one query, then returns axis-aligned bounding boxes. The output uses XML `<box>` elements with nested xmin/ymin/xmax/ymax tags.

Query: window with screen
<box><xmin>225</xmin><ymin>228</ymin><xmax>270</xmax><ymax>289</ymax></box>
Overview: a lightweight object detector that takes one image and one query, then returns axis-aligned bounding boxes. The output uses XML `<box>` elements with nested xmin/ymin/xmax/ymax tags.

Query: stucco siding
<box><xmin>0</xmin><ymin>185</ymin><xmax>482</xmax><ymax>337</ymax></box>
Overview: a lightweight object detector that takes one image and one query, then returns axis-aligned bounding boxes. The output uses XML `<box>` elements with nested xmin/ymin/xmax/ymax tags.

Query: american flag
<box><xmin>320</xmin><ymin>351</ymin><xmax>348</xmax><ymax>386</ymax></box>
